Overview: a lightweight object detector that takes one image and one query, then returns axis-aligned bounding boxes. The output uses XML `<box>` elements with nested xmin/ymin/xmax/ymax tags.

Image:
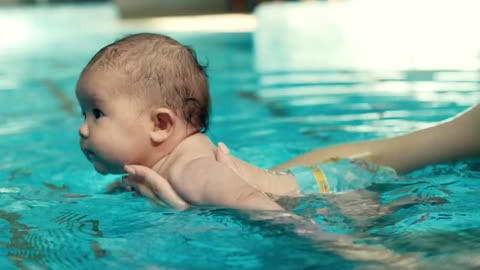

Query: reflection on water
<box><xmin>2</xmin><ymin>160</ymin><xmax>480</xmax><ymax>269</ymax></box>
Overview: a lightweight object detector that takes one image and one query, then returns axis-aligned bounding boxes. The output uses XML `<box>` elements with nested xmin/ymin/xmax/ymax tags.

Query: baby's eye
<box><xmin>82</xmin><ymin>111</ymin><xmax>86</xmax><ymax>120</ymax></box>
<box><xmin>92</xmin><ymin>108</ymin><xmax>105</xmax><ymax>119</ymax></box>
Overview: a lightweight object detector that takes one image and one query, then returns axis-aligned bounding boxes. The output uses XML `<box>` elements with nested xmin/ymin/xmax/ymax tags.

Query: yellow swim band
<box><xmin>310</xmin><ymin>165</ymin><xmax>330</xmax><ymax>193</ymax></box>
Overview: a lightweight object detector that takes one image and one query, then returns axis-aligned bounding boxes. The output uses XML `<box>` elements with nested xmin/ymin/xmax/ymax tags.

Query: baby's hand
<box><xmin>122</xmin><ymin>165</ymin><xmax>189</xmax><ymax>210</ymax></box>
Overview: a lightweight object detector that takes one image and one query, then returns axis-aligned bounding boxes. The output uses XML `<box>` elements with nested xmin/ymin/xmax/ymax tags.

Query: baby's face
<box><xmin>76</xmin><ymin>68</ymin><xmax>152</xmax><ymax>174</ymax></box>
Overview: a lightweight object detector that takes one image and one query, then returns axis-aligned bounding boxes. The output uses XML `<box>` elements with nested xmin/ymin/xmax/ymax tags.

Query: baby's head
<box><xmin>81</xmin><ymin>33</ymin><xmax>210</xmax><ymax>131</ymax></box>
<box><xmin>76</xmin><ymin>33</ymin><xmax>209</xmax><ymax>174</ymax></box>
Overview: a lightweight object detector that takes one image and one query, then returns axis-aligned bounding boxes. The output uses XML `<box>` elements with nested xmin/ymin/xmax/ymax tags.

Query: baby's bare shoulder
<box><xmin>169</xmin><ymin>156</ymin><xmax>219</xmax><ymax>204</ymax></box>
<box><xmin>168</xmin><ymin>133</ymin><xmax>216</xmax><ymax>180</ymax></box>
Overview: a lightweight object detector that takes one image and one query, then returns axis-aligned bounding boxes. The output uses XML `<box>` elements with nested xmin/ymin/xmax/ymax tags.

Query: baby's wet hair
<box><xmin>81</xmin><ymin>33</ymin><xmax>210</xmax><ymax>133</ymax></box>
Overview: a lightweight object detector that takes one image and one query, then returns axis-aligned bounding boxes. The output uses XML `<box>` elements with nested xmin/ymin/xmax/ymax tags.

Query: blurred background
<box><xmin>2</xmin><ymin>0</ymin><xmax>480</xmax><ymax>71</ymax></box>
<box><xmin>0</xmin><ymin>0</ymin><xmax>479</xmax><ymax>167</ymax></box>
<box><xmin>1</xmin><ymin>0</ymin><xmax>293</xmax><ymax>15</ymax></box>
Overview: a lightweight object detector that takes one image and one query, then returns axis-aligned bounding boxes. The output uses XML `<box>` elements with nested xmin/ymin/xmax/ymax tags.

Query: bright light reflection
<box><xmin>124</xmin><ymin>14</ymin><xmax>255</xmax><ymax>32</ymax></box>
<box><xmin>258</xmin><ymin>85</ymin><xmax>369</xmax><ymax>97</ymax></box>
<box><xmin>0</xmin><ymin>78</ymin><xmax>18</xmax><ymax>90</ymax></box>
<box><xmin>288</xmin><ymin>97</ymin><xmax>344</xmax><ymax>106</ymax></box>
<box><xmin>0</xmin><ymin>18</ymin><xmax>32</xmax><ymax>50</ymax></box>
<box><xmin>259</xmin><ymin>73</ymin><xmax>363</xmax><ymax>86</ymax></box>
<box><xmin>256</xmin><ymin>0</ymin><xmax>480</xmax><ymax>71</ymax></box>
<box><xmin>0</xmin><ymin>120</ymin><xmax>35</xmax><ymax>135</ymax></box>
<box><xmin>342</xmin><ymin>121</ymin><xmax>433</xmax><ymax>134</ymax></box>
<box><xmin>435</xmin><ymin>72</ymin><xmax>480</xmax><ymax>82</ymax></box>
<box><xmin>284</xmin><ymin>112</ymin><xmax>382</xmax><ymax>123</ymax></box>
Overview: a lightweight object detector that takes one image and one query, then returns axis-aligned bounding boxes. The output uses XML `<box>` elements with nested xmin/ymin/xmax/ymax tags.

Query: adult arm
<box><xmin>272</xmin><ymin>104</ymin><xmax>480</xmax><ymax>174</ymax></box>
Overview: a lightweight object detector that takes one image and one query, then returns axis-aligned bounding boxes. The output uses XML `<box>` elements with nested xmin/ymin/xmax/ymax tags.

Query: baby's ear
<box><xmin>150</xmin><ymin>107</ymin><xmax>175</xmax><ymax>143</ymax></box>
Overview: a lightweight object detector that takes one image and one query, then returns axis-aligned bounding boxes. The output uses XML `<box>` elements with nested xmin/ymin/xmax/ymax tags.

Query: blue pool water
<box><xmin>1</xmin><ymin>4</ymin><xmax>480</xmax><ymax>269</ymax></box>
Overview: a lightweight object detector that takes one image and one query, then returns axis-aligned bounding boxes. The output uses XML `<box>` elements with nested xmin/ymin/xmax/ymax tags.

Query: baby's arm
<box><xmin>172</xmin><ymin>157</ymin><xmax>284</xmax><ymax>211</ymax></box>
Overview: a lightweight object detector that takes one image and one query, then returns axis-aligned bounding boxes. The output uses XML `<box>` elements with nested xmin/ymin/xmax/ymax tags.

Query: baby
<box><xmin>76</xmin><ymin>33</ymin><xmax>295</xmax><ymax>211</ymax></box>
<box><xmin>77</xmin><ymin>33</ymin><xmax>396</xmax><ymax>212</ymax></box>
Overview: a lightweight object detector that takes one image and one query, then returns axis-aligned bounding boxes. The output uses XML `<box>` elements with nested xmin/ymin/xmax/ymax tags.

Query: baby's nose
<box><xmin>79</xmin><ymin>122</ymin><xmax>88</xmax><ymax>138</ymax></box>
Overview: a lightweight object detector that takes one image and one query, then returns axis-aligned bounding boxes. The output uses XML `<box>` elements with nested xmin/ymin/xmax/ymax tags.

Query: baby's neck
<box><xmin>150</xmin><ymin>132</ymin><xmax>214</xmax><ymax>178</ymax></box>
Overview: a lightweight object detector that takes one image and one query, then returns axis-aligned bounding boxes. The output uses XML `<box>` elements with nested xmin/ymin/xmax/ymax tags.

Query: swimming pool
<box><xmin>1</xmin><ymin>3</ymin><xmax>480</xmax><ymax>269</ymax></box>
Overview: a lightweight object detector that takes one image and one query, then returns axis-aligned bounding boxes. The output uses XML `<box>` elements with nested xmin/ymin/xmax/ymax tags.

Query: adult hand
<box><xmin>105</xmin><ymin>143</ymin><xmax>249</xmax><ymax>210</ymax></box>
<box><xmin>122</xmin><ymin>165</ymin><xmax>189</xmax><ymax>210</ymax></box>
<box><xmin>215</xmin><ymin>142</ymin><xmax>244</xmax><ymax>176</ymax></box>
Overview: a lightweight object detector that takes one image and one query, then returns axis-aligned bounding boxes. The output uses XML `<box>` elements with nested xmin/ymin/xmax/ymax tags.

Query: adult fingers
<box><xmin>105</xmin><ymin>179</ymin><xmax>125</xmax><ymax>194</ymax></box>
<box><xmin>217</xmin><ymin>142</ymin><xmax>230</xmax><ymax>154</ymax></box>
<box><xmin>124</xmin><ymin>165</ymin><xmax>189</xmax><ymax>210</ymax></box>
<box><xmin>105</xmin><ymin>177</ymin><xmax>133</xmax><ymax>194</ymax></box>
<box><xmin>123</xmin><ymin>177</ymin><xmax>169</xmax><ymax>207</ymax></box>
<box><xmin>215</xmin><ymin>142</ymin><xmax>240</xmax><ymax>173</ymax></box>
